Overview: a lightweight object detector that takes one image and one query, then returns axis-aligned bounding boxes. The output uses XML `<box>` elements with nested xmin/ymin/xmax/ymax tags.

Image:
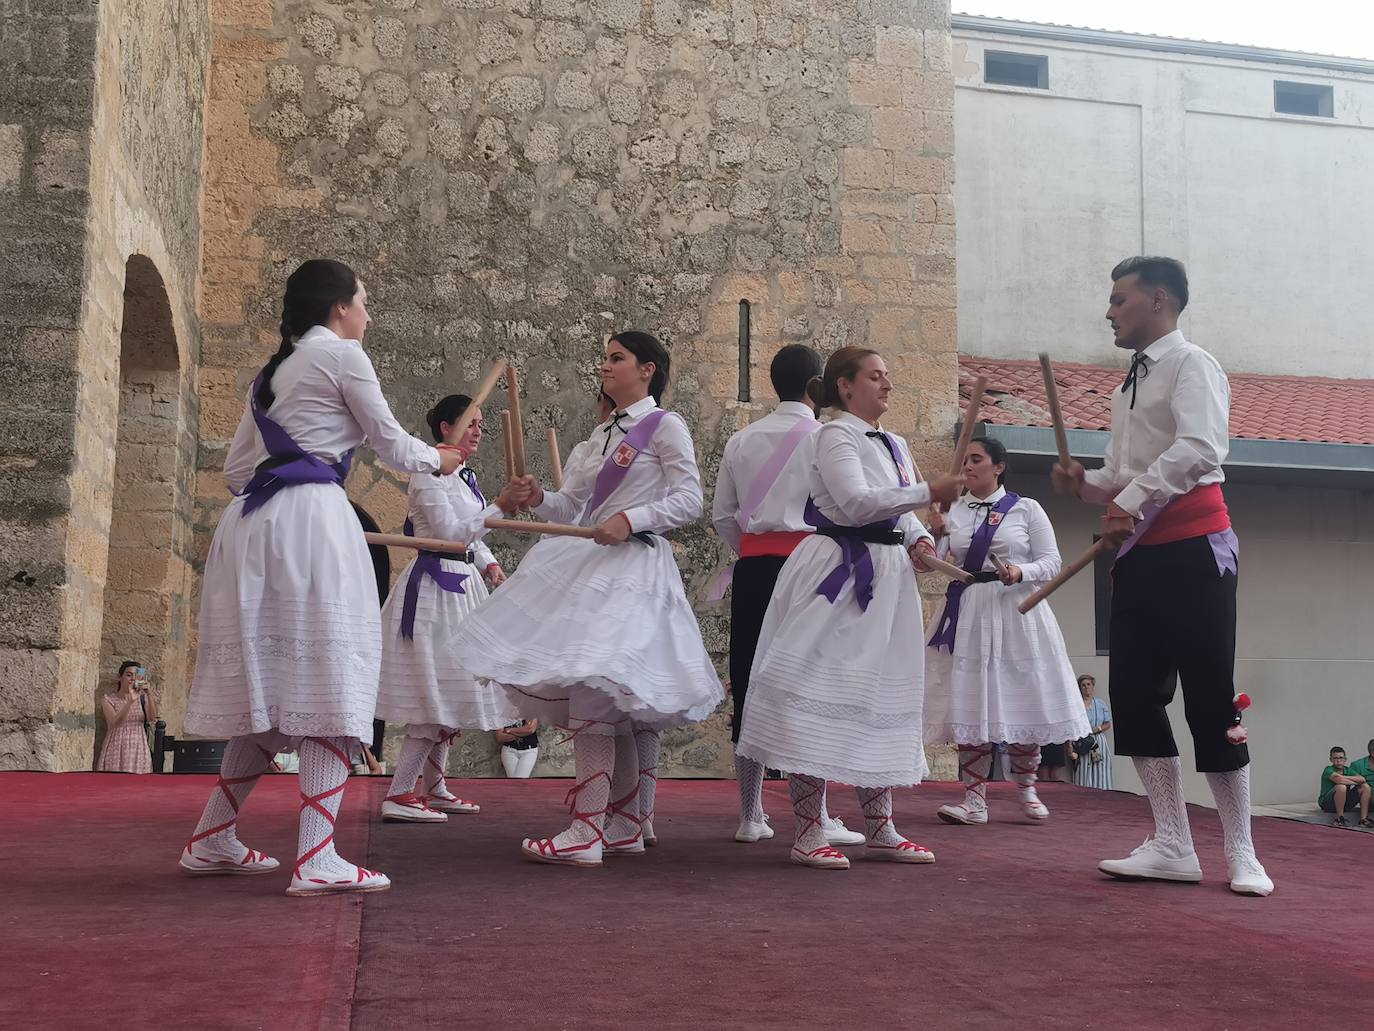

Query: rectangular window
<box><xmin>1093</xmin><ymin>535</ymin><xmax>1112</xmax><ymax>656</ymax></box>
<box><xmin>984</xmin><ymin>50</ymin><xmax>1048</xmax><ymax>90</ymax></box>
<box><xmin>1274</xmin><ymin>80</ymin><xmax>1333</xmax><ymax>117</ymax></box>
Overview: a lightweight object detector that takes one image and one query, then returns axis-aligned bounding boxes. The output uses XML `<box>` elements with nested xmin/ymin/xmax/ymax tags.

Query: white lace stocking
<box><xmin>604</xmin><ymin>731</ymin><xmax>641</xmax><ymax>845</ymax></box>
<box><xmin>1007</xmin><ymin>743</ymin><xmax>1041</xmax><ymax>801</ymax></box>
<box><xmin>547</xmin><ymin>731</ymin><xmax>613</xmax><ymax>850</ymax></box>
<box><xmin>1205</xmin><ymin>766</ymin><xmax>1259</xmax><ymax>865</ymax></box>
<box><xmin>735</xmin><ymin>753</ymin><xmax>766</xmax><ymax>824</ymax></box>
<box><xmin>186</xmin><ymin>731</ymin><xmax>279</xmax><ymax>860</ymax></box>
<box><xmin>296</xmin><ymin>737</ymin><xmax>361</xmax><ymax>880</ymax></box>
<box><xmin>1134</xmin><ymin>756</ymin><xmax>1196</xmax><ymax>858</ymax></box>
<box><xmin>958</xmin><ymin>744</ymin><xmax>994</xmax><ymax>811</ymax></box>
<box><xmin>386</xmin><ymin>734</ymin><xmax>430</xmax><ymax>802</ymax></box>
<box><xmin>856</xmin><ymin>786</ymin><xmax>905</xmax><ymax>846</ymax></box>
<box><xmin>424</xmin><ymin>731</ymin><xmax>459</xmax><ymax>800</ymax></box>
<box><xmin>789</xmin><ymin>773</ymin><xmax>829</xmax><ymax>853</ymax></box>
<box><xmin>634</xmin><ymin>725</ymin><xmax>660</xmax><ymax>830</ymax></box>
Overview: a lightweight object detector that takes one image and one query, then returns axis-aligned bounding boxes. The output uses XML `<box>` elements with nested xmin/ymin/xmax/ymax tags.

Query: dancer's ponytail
<box><xmin>255</xmin><ymin>258</ymin><xmax>359</xmax><ymax>412</ymax></box>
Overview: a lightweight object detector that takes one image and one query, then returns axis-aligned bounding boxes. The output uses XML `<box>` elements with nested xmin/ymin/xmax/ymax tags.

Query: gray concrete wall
<box><xmin>952</xmin><ymin>27</ymin><xmax>1374</xmax><ymax>379</ymax></box>
<box><xmin>1038</xmin><ymin>481</ymin><xmax>1374</xmax><ymax>807</ymax></box>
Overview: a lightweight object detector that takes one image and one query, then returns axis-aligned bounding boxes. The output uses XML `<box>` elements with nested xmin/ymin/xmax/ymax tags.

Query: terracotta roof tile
<box><xmin>959</xmin><ymin>357</ymin><xmax>1374</xmax><ymax>446</ymax></box>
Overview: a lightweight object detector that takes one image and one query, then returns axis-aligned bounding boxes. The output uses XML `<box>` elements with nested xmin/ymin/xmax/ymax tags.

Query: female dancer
<box><xmin>922</xmin><ymin>438</ymin><xmax>1090</xmax><ymax>825</ymax></box>
<box><xmin>736</xmin><ymin>347</ymin><xmax>962</xmax><ymax>870</ymax></box>
<box><xmin>375</xmin><ymin>393</ymin><xmax>527</xmax><ymax>823</ymax></box>
<box><xmin>449</xmin><ymin>331</ymin><xmax>722</xmax><ymax>866</ymax></box>
<box><xmin>180</xmin><ymin>259</ymin><xmax>460</xmax><ymax>895</ymax></box>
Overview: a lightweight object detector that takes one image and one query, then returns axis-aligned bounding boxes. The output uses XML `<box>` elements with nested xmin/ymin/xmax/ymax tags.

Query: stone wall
<box><xmin>198</xmin><ymin>0</ymin><xmax>958</xmax><ymax>777</ymax></box>
<box><xmin>0</xmin><ymin>0</ymin><xmax>209</xmax><ymax>770</ymax></box>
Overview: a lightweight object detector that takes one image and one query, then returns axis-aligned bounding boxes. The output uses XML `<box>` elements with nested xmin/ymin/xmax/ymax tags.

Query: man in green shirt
<box><xmin>1319</xmin><ymin>746</ymin><xmax>1370</xmax><ymax>827</ymax></box>
<box><xmin>1347</xmin><ymin>740</ymin><xmax>1374</xmax><ymax>828</ymax></box>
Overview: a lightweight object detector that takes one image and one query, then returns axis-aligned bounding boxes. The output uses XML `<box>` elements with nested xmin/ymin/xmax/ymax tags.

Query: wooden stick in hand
<box><xmin>1017</xmin><ymin>539</ymin><xmax>1110</xmax><ymax>614</ymax></box>
<box><xmin>507</xmin><ymin>365</ymin><xmax>527</xmax><ymax>476</ymax></box>
<box><xmin>1038</xmin><ymin>353</ymin><xmax>1072</xmax><ymax>468</ymax></box>
<box><xmin>364</xmin><ymin>532</ymin><xmax>471</xmax><ymax>555</ymax></box>
<box><xmin>447</xmin><ymin>358</ymin><xmax>507</xmax><ymax>450</ymax></box>
<box><xmin>484</xmin><ymin>517</ymin><xmax>598</xmax><ymax>540</ymax></box>
<box><xmin>921</xmin><ymin>552</ymin><xmax>976</xmax><ymax>584</ymax></box>
<box><xmin>949</xmin><ymin>374</ymin><xmax>988</xmax><ymax>475</ymax></box>
<box><xmin>501</xmin><ymin>410</ymin><xmax>516</xmax><ymax>481</ymax></box>
<box><xmin>547</xmin><ymin>427</ymin><xmax>564</xmax><ymax>490</ymax></box>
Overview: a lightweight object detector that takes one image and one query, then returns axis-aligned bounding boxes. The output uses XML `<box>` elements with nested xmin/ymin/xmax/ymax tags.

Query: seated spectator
<box><xmin>97</xmin><ymin>661</ymin><xmax>157</xmax><ymax>774</ymax></box>
<box><xmin>1347</xmin><ymin>739</ymin><xmax>1374</xmax><ymax>828</ymax></box>
<box><xmin>496</xmin><ymin>719</ymin><xmax>539</xmax><ymax>778</ymax></box>
<box><xmin>1319</xmin><ymin>746</ymin><xmax>1371</xmax><ymax>827</ymax></box>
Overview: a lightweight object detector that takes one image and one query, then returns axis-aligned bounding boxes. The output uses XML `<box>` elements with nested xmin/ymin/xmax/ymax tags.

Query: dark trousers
<box><xmin>1108</xmin><ymin>535</ymin><xmax>1248</xmax><ymax>773</ymax></box>
<box><xmin>729</xmin><ymin>554</ymin><xmax>789</xmax><ymax>743</ymax></box>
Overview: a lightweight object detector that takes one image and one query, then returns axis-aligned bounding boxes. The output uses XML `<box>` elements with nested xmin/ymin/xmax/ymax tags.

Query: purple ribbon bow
<box><xmin>804</xmin><ymin>497</ymin><xmax>898</xmax><ymax>613</ymax></box>
<box><xmin>238</xmin><ymin>374</ymin><xmax>353</xmax><ymax>514</ymax></box>
<box><xmin>399</xmin><ymin>516</ymin><xmax>468</xmax><ymax>640</ymax></box>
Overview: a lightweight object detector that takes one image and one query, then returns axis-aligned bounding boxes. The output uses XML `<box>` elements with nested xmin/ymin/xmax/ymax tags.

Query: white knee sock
<box><xmin>386</xmin><ymin>734</ymin><xmax>431</xmax><ymax>802</ymax></box>
<box><xmin>604</xmin><ymin>731</ymin><xmax>641</xmax><ymax>845</ymax></box>
<box><xmin>296</xmin><ymin>737</ymin><xmax>362</xmax><ymax>880</ymax></box>
<box><xmin>1205</xmin><ymin>766</ymin><xmax>1260</xmax><ymax>866</ymax></box>
<box><xmin>789</xmin><ymin>773</ymin><xmax>829</xmax><ymax>853</ymax></box>
<box><xmin>634</xmin><ymin>726</ymin><xmax>660</xmax><ymax>831</ymax></box>
<box><xmin>185</xmin><ymin>731</ymin><xmax>279</xmax><ymax>860</ymax></box>
<box><xmin>734</xmin><ymin>753</ymin><xmax>766</xmax><ymax>824</ymax></box>
<box><xmin>1133</xmin><ymin>756</ymin><xmax>1196</xmax><ymax>858</ymax></box>
<box><xmin>855</xmin><ymin>786</ymin><xmax>906</xmax><ymax>846</ymax></box>
<box><xmin>424</xmin><ymin>732</ymin><xmax>459</xmax><ymax>800</ymax></box>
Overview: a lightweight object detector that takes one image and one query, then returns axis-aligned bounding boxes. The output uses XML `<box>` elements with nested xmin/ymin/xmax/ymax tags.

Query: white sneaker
<box><xmin>1227</xmin><ymin>854</ymin><xmax>1274</xmax><ymax>897</ymax></box>
<box><xmin>1098</xmin><ymin>838</ymin><xmax>1203</xmax><ymax>883</ymax></box>
<box><xmin>735</xmin><ymin>818</ymin><xmax>775</xmax><ymax>843</ymax></box>
<box><xmin>936</xmin><ymin>801</ymin><xmax>988</xmax><ymax>825</ymax></box>
<box><xmin>287</xmin><ymin>864</ymin><xmax>391</xmax><ymax>896</ymax></box>
<box><xmin>1020</xmin><ymin>791</ymin><xmax>1050</xmax><ymax>822</ymax></box>
<box><xmin>381</xmin><ymin>794</ymin><xmax>448</xmax><ymax>823</ymax></box>
<box><xmin>822</xmin><ymin>815</ymin><xmax>865</xmax><ymax>846</ymax></box>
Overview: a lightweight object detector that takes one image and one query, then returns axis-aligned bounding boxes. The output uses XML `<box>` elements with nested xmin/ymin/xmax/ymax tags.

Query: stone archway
<box><xmin>94</xmin><ymin>255</ymin><xmax>197</xmax><ymax>766</ymax></box>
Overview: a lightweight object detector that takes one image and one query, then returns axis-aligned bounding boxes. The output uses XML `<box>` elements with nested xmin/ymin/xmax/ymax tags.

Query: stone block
<box><xmin>372</xmin><ymin>18</ymin><xmax>407</xmax><ymax>62</ymax></box>
<box><xmin>893</xmin><ymin>153</ymin><xmax>945</xmax><ymax>193</ymax></box>
<box><xmin>901</xmin><ymin>67</ymin><xmax>953</xmax><ymax>112</ymax></box>
<box><xmin>847</xmin><ymin>61</ymin><xmax>901</xmax><ymax>107</ymax></box>
<box><xmin>315</xmin><ymin>64</ymin><xmax>361</xmax><ymax>101</ymax></box>
<box><xmin>32</xmin><ymin>127</ymin><xmax>87</xmax><ymax>192</ymax></box>
<box><xmin>417</xmin><ymin>23</ymin><xmax>463</xmax><ymax>65</ymax></box>
<box><xmin>488</xmin><ymin>75</ymin><xmax>544</xmax><ymax>115</ymax></box>
<box><xmin>571</xmin><ymin>126</ymin><xmax>616</xmax><ymax>174</ymax></box>
<box><xmin>523</xmin><ymin>121</ymin><xmax>561</xmax><ymax>164</ymax></box>
<box><xmin>754</xmin><ymin>134</ymin><xmax>800</xmax><ymax>173</ymax></box>
<box><xmin>840</xmin><ymin>218</ymin><xmax>895</xmax><ymax>255</ymax></box>
<box><xmin>876</xmin><ymin>25</ymin><xmax>922</xmax><ymax>68</ymax></box>
<box><xmin>841</xmin><ymin>147</ymin><xmax>892</xmax><ymax>190</ymax></box>
<box><xmin>534</xmin><ymin>21</ymin><xmax>587</xmax><ymax>60</ymax></box>
<box><xmin>372</xmin><ymin>72</ymin><xmax>410</xmax><ymax>107</ymax></box>
<box><xmin>871</xmin><ymin>107</ymin><xmax>920</xmax><ymax>150</ymax></box>
<box><xmin>607</xmin><ymin>82</ymin><xmax>641</xmax><ymax>124</ymax></box>
<box><xmin>297</xmin><ymin>13</ymin><xmax>338</xmax><ymax>58</ymax></box>
<box><xmin>477</xmin><ymin>21</ymin><xmax>519</xmax><ymax>65</ymax></box>
<box><xmin>629</xmin><ymin>129</ymin><xmax>676</xmax><ymax>169</ymax></box>
<box><xmin>554</xmin><ymin>70</ymin><xmax>595</xmax><ymax>111</ymax></box>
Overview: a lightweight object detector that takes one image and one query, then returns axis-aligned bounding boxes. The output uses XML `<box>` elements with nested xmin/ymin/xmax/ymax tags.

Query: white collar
<box><xmin>622</xmin><ymin>396</ymin><xmax>658</xmax><ymax>419</ymax></box>
<box><xmin>1141</xmin><ymin>329</ymin><xmax>1185</xmax><ymax>363</ymax></box>
<box><xmin>963</xmin><ymin>485</ymin><xmax>1007</xmax><ymax>505</ymax></box>
<box><xmin>833</xmin><ymin>411</ymin><xmax>880</xmax><ymax>432</ymax></box>
<box><xmin>296</xmin><ymin>325</ymin><xmax>342</xmax><ymax>345</ymax></box>
<box><xmin>775</xmin><ymin>400</ymin><xmax>817</xmax><ymax>420</ymax></box>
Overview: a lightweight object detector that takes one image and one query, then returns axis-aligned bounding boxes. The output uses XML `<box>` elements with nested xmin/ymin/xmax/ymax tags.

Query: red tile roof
<box><xmin>959</xmin><ymin>357</ymin><xmax>1374</xmax><ymax>446</ymax></box>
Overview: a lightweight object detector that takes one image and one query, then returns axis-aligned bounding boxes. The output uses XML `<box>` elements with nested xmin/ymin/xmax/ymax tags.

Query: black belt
<box><xmin>969</xmin><ymin>570</ymin><xmax>1001</xmax><ymax>583</ymax></box>
<box><xmin>423</xmin><ymin>548</ymin><xmax>477</xmax><ymax>565</ymax></box>
<box><xmin>815</xmin><ymin>526</ymin><xmax>904</xmax><ymax>546</ymax></box>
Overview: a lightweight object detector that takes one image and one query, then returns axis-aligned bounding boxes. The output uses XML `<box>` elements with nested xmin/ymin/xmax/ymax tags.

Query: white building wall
<box><xmin>953</xmin><ymin>27</ymin><xmax>1374</xmax><ymax>378</ymax></box>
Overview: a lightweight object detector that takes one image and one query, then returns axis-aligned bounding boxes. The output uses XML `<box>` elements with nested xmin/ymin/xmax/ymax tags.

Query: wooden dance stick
<box><xmin>446</xmin><ymin>358</ymin><xmax>508</xmax><ymax>453</ymax></box>
<box><xmin>1038</xmin><ymin>353</ymin><xmax>1072</xmax><ymax>468</ymax></box>
<box><xmin>1017</xmin><ymin>539</ymin><xmax>1110</xmax><ymax>614</ymax></box>
<box><xmin>507</xmin><ymin>365</ymin><xmax>527</xmax><ymax>477</ymax></box>
<box><xmin>920</xmin><ymin>552</ymin><xmax>975</xmax><ymax>584</ymax></box>
<box><xmin>484</xmin><ymin>517</ymin><xmax>598</xmax><ymax>540</ymax></box>
<box><xmin>547</xmin><ymin>427</ymin><xmax>564</xmax><ymax>490</ymax></box>
<box><xmin>501</xmin><ymin>410</ymin><xmax>516</xmax><ymax>481</ymax></box>
<box><xmin>364</xmin><ymin>532</ymin><xmax>471</xmax><ymax>555</ymax></box>
<box><xmin>949</xmin><ymin>374</ymin><xmax>988</xmax><ymax>476</ymax></box>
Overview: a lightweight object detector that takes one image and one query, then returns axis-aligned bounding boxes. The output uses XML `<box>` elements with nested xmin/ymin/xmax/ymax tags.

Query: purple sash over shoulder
<box><xmin>398</xmin><ymin>515</ymin><xmax>470</xmax><ymax>641</ymax></box>
<box><xmin>928</xmin><ymin>492</ymin><xmax>1020</xmax><ymax>652</ymax></box>
<box><xmin>586</xmin><ymin>408</ymin><xmax>668</xmax><ymax>514</ymax></box>
<box><xmin>237</xmin><ymin>374</ymin><xmax>354</xmax><ymax>514</ymax></box>
<box><xmin>804</xmin><ymin>497</ymin><xmax>902</xmax><ymax>613</ymax></box>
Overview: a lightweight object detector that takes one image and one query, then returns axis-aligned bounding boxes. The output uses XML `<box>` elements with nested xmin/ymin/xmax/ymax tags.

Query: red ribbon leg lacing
<box><xmin>958</xmin><ymin>744</ymin><xmax>994</xmax><ymax>801</ymax></box>
<box><xmin>185</xmin><ymin>742</ymin><xmax>275</xmax><ymax>857</ymax></box>
<box><xmin>294</xmin><ymin>738</ymin><xmax>352</xmax><ymax>881</ymax></box>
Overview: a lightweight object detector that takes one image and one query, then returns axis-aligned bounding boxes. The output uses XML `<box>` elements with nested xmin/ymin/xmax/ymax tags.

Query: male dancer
<box><xmin>712</xmin><ymin>345</ymin><xmax>863</xmax><ymax>847</ymax></box>
<box><xmin>1053</xmin><ymin>256</ymin><xmax>1271</xmax><ymax>896</ymax></box>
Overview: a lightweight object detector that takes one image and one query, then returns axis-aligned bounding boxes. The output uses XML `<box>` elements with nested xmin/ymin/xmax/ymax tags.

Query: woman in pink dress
<box><xmin>98</xmin><ymin>661</ymin><xmax>156</xmax><ymax>773</ymax></box>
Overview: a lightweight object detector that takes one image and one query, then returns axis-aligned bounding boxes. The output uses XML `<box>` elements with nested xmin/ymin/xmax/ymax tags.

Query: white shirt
<box><xmin>712</xmin><ymin>401</ymin><xmax>819</xmax><ymax>554</ymax></box>
<box><xmin>937</xmin><ymin>486</ymin><xmax>1063</xmax><ymax>584</ymax></box>
<box><xmin>1082</xmin><ymin>330</ymin><xmax>1229</xmax><ymax>518</ymax></box>
<box><xmin>406</xmin><ymin>463</ymin><xmax>501</xmax><ymax>568</ymax></box>
<box><xmin>535</xmin><ymin>396</ymin><xmax>704</xmax><ymax>532</ymax></box>
<box><xmin>223</xmin><ymin>326</ymin><xmax>439</xmax><ymax>492</ymax></box>
<box><xmin>810</xmin><ymin>412</ymin><xmax>935</xmax><ymax>548</ymax></box>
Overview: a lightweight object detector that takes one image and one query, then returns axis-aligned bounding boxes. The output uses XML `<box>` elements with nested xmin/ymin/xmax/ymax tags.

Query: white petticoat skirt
<box><xmin>374</xmin><ymin>555</ymin><xmax>518</xmax><ymax>731</ymax></box>
<box><xmin>922</xmin><ymin>580</ymin><xmax>1091</xmax><ymax>746</ymax></box>
<box><xmin>446</xmin><ymin>533</ymin><xmax>722</xmax><ymax>731</ymax></box>
<box><xmin>736</xmin><ymin>536</ymin><xmax>928</xmax><ymax>788</ymax></box>
<box><xmin>186</xmin><ymin>484</ymin><xmax>381</xmax><ymax>742</ymax></box>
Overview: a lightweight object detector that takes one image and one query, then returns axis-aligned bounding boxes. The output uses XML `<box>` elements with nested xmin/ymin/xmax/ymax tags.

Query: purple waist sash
<box><xmin>928</xmin><ymin>492</ymin><xmax>1020</xmax><ymax>652</ymax></box>
<box><xmin>399</xmin><ymin>516</ymin><xmax>469</xmax><ymax>640</ymax></box>
<box><xmin>237</xmin><ymin>373</ymin><xmax>354</xmax><ymax>514</ymax></box>
<box><xmin>804</xmin><ymin>497</ymin><xmax>901</xmax><ymax>613</ymax></box>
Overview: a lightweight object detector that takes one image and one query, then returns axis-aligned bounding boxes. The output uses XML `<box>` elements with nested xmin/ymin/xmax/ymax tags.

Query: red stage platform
<box><xmin>2</xmin><ymin>773</ymin><xmax>1367</xmax><ymax>1030</ymax></box>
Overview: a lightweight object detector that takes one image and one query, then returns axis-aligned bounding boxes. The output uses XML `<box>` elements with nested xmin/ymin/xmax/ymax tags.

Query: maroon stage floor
<box><xmin>1</xmin><ymin>773</ymin><xmax>1367</xmax><ymax>1030</ymax></box>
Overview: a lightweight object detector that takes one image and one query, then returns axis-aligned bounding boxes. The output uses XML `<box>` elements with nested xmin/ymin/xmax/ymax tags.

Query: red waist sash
<box><xmin>1137</xmin><ymin>483</ymin><xmax>1230</xmax><ymax>546</ymax></box>
<box><xmin>739</xmin><ymin>530</ymin><xmax>811</xmax><ymax>558</ymax></box>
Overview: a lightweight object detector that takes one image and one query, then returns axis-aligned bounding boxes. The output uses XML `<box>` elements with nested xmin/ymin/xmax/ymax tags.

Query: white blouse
<box><xmin>406</xmin><ymin>463</ymin><xmax>501</xmax><ymax>568</ymax></box>
<box><xmin>936</xmin><ymin>486</ymin><xmax>1063</xmax><ymax>584</ymax></box>
<box><xmin>712</xmin><ymin>400</ymin><xmax>819</xmax><ymax>554</ymax></box>
<box><xmin>535</xmin><ymin>396</ymin><xmax>704</xmax><ymax>533</ymax></box>
<box><xmin>809</xmin><ymin>412</ymin><xmax>934</xmax><ymax>548</ymax></box>
<box><xmin>1082</xmin><ymin>330</ymin><xmax>1229</xmax><ymax>518</ymax></box>
<box><xmin>223</xmin><ymin>325</ymin><xmax>439</xmax><ymax>492</ymax></box>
